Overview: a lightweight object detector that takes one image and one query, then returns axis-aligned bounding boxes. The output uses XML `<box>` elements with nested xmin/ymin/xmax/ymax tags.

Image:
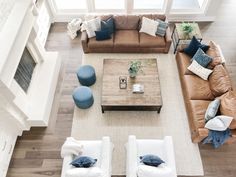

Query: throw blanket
<box><xmin>61</xmin><ymin>137</ymin><xmax>84</xmax><ymax>158</ymax></box>
<box><xmin>202</xmin><ymin>129</ymin><xmax>232</xmax><ymax>148</ymax></box>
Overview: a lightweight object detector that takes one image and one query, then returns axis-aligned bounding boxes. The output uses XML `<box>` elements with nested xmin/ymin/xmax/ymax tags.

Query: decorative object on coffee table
<box><xmin>119</xmin><ymin>76</ymin><xmax>127</xmax><ymax>89</ymax></box>
<box><xmin>132</xmin><ymin>84</ymin><xmax>144</xmax><ymax>93</ymax></box>
<box><xmin>128</xmin><ymin>60</ymin><xmax>143</xmax><ymax>78</ymax></box>
<box><xmin>171</xmin><ymin>22</ymin><xmax>202</xmax><ymax>54</ymax></box>
<box><xmin>101</xmin><ymin>58</ymin><xmax>162</xmax><ymax>113</ymax></box>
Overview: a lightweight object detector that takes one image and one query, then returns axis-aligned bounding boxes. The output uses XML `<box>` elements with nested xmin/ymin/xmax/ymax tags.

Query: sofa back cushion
<box><xmin>209</xmin><ymin>65</ymin><xmax>232</xmax><ymax>97</ymax></box>
<box><xmin>207</xmin><ymin>41</ymin><xmax>224</xmax><ymax>69</ymax></box>
<box><xmin>138</xmin><ymin>14</ymin><xmax>166</xmax><ymax>30</ymax></box>
<box><xmin>99</xmin><ymin>14</ymin><xmax>113</xmax><ymax>21</ymax></box>
<box><xmin>139</xmin><ymin>14</ymin><xmax>166</xmax><ymax>21</ymax></box>
<box><xmin>113</xmin><ymin>15</ymin><xmax>140</xmax><ymax>30</ymax></box>
<box><xmin>220</xmin><ymin>91</ymin><xmax>236</xmax><ymax>119</ymax></box>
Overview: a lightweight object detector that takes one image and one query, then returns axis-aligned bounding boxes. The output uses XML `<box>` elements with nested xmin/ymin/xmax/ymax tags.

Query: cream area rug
<box><xmin>71</xmin><ymin>53</ymin><xmax>204</xmax><ymax>176</ymax></box>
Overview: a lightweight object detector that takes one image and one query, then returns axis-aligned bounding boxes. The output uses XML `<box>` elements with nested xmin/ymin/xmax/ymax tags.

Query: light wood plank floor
<box><xmin>7</xmin><ymin>1</ymin><xmax>236</xmax><ymax>177</ymax></box>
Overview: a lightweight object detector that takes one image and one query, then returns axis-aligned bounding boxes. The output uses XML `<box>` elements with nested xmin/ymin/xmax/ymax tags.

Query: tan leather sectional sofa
<box><xmin>176</xmin><ymin>47</ymin><xmax>236</xmax><ymax>143</ymax></box>
<box><xmin>81</xmin><ymin>14</ymin><xmax>171</xmax><ymax>53</ymax></box>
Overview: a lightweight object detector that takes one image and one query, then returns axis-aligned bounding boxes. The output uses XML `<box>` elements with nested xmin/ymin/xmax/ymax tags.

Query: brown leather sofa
<box><xmin>81</xmin><ymin>14</ymin><xmax>171</xmax><ymax>53</ymax></box>
<box><xmin>176</xmin><ymin>47</ymin><xmax>236</xmax><ymax>143</ymax></box>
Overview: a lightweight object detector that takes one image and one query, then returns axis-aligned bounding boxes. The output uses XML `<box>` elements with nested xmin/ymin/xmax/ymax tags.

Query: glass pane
<box><xmin>55</xmin><ymin>0</ymin><xmax>87</xmax><ymax>9</ymax></box>
<box><xmin>172</xmin><ymin>0</ymin><xmax>202</xmax><ymax>9</ymax></box>
<box><xmin>95</xmin><ymin>0</ymin><xmax>124</xmax><ymax>9</ymax></box>
<box><xmin>133</xmin><ymin>0</ymin><xmax>164</xmax><ymax>9</ymax></box>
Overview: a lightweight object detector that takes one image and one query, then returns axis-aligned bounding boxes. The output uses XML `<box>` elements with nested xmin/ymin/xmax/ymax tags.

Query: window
<box><xmin>94</xmin><ymin>0</ymin><xmax>125</xmax><ymax>10</ymax></box>
<box><xmin>171</xmin><ymin>0</ymin><xmax>205</xmax><ymax>10</ymax></box>
<box><xmin>133</xmin><ymin>0</ymin><xmax>164</xmax><ymax>10</ymax></box>
<box><xmin>55</xmin><ymin>0</ymin><xmax>87</xmax><ymax>9</ymax></box>
<box><xmin>14</xmin><ymin>48</ymin><xmax>36</xmax><ymax>93</ymax></box>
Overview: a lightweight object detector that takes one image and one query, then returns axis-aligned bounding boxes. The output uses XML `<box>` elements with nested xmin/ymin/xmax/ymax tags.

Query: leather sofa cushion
<box><xmin>113</xmin><ymin>15</ymin><xmax>139</xmax><ymax>30</ymax></box>
<box><xmin>209</xmin><ymin>64</ymin><xmax>232</xmax><ymax>97</ymax></box>
<box><xmin>176</xmin><ymin>52</ymin><xmax>194</xmax><ymax>75</ymax></box>
<box><xmin>220</xmin><ymin>91</ymin><xmax>236</xmax><ymax>121</ymax></box>
<box><xmin>139</xmin><ymin>14</ymin><xmax>166</xmax><ymax>21</ymax></box>
<box><xmin>114</xmin><ymin>30</ymin><xmax>139</xmax><ymax>47</ymax></box>
<box><xmin>139</xmin><ymin>33</ymin><xmax>165</xmax><ymax>48</ymax></box>
<box><xmin>207</xmin><ymin>41</ymin><xmax>223</xmax><ymax>69</ymax></box>
<box><xmin>183</xmin><ymin>75</ymin><xmax>214</xmax><ymax>100</ymax></box>
<box><xmin>189</xmin><ymin>100</ymin><xmax>212</xmax><ymax>129</ymax></box>
<box><xmin>88</xmin><ymin>35</ymin><xmax>114</xmax><ymax>48</ymax></box>
<box><xmin>99</xmin><ymin>14</ymin><xmax>113</xmax><ymax>21</ymax></box>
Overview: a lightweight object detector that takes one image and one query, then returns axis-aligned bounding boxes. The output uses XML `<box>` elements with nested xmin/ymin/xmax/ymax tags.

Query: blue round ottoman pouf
<box><xmin>72</xmin><ymin>86</ymin><xmax>94</xmax><ymax>109</ymax></box>
<box><xmin>77</xmin><ymin>65</ymin><xmax>96</xmax><ymax>86</ymax></box>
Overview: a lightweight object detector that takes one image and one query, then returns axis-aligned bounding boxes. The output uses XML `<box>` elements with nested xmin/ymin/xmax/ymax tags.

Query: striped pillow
<box><xmin>156</xmin><ymin>19</ymin><xmax>168</xmax><ymax>37</ymax></box>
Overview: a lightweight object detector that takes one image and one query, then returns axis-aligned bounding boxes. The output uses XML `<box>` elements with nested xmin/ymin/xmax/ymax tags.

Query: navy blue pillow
<box><xmin>95</xmin><ymin>30</ymin><xmax>111</xmax><ymax>41</ymax></box>
<box><xmin>192</xmin><ymin>48</ymin><xmax>212</xmax><ymax>67</ymax></box>
<box><xmin>101</xmin><ymin>17</ymin><xmax>115</xmax><ymax>35</ymax></box>
<box><xmin>71</xmin><ymin>156</ymin><xmax>97</xmax><ymax>168</ymax></box>
<box><xmin>140</xmin><ymin>154</ymin><xmax>165</xmax><ymax>167</ymax></box>
<box><xmin>183</xmin><ymin>36</ymin><xmax>209</xmax><ymax>57</ymax></box>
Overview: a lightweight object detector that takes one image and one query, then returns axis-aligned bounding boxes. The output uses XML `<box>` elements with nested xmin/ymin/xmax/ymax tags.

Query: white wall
<box><xmin>0</xmin><ymin>0</ymin><xmax>61</xmax><ymax>128</ymax></box>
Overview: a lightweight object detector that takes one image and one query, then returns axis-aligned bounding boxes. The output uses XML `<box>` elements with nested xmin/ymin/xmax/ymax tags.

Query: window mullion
<box><xmin>87</xmin><ymin>0</ymin><xmax>94</xmax><ymax>13</ymax></box>
<box><xmin>126</xmin><ymin>0</ymin><xmax>133</xmax><ymax>14</ymax></box>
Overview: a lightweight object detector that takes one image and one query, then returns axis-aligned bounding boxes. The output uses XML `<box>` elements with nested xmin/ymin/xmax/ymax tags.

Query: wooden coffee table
<box><xmin>101</xmin><ymin>58</ymin><xmax>162</xmax><ymax>113</ymax></box>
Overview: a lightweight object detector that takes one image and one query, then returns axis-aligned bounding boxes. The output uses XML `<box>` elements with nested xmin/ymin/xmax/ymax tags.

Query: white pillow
<box><xmin>137</xmin><ymin>164</ymin><xmax>173</xmax><ymax>177</ymax></box>
<box><xmin>205</xmin><ymin>115</ymin><xmax>233</xmax><ymax>131</ymax></box>
<box><xmin>83</xmin><ymin>18</ymin><xmax>101</xmax><ymax>38</ymax></box>
<box><xmin>188</xmin><ymin>60</ymin><xmax>213</xmax><ymax>80</ymax></box>
<box><xmin>139</xmin><ymin>17</ymin><xmax>159</xmax><ymax>37</ymax></box>
<box><xmin>65</xmin><ymin>167</ymin><xmax>103</xmax><ymax>177</ymax></box>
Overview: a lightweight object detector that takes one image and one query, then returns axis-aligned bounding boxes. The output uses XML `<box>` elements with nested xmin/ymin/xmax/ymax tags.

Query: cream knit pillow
<box><xmin>83</xmin><ymin>17</ymin><xmax>101</xmax><ymax>38</ymax></box>
<box><xmin>139</xmin><ymin>17</ymin><xmax>159</xmax><ymax>37</ymax></box>
<box><xmin>188</xmin><ymin>60</ymin><xmax>213</xmax><ymax>80</ymax></box>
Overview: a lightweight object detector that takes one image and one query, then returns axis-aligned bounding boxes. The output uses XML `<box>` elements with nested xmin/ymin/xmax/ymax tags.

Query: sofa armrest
<box><xmin>100</xmin><ymin>137</ymin><xmax>113</xmax><ymax>177</ymax></box>
<box><xmin>163</xmin><ymin>136</ymin><xmax>177</xmax><ymax>177</ymax></box>
<box><xmin>81</xmin><ymin>31</ymin><xmax>89</xmax><ymax>53</ymax></box>
<box><xmin>164</xmin><ymin>27</ymin><xmax>172</xmax><ymax>53</ymax></box>
<box><xmin>192</xmin><ymin>128</ymin><xmax>209</xmax><ymax>143</ymax></box>
<box><xmin>61</xmin><ymin>155</ymin><xmax>74</xmax><ymax>177</ymax></box>
<box><xmin>126</xmin><ymin>135</ymin><xmax>138</xmax><ymax>177</ymax></box>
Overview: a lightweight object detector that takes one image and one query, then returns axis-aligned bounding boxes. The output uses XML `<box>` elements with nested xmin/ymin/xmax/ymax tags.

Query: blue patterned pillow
<box><xmin>205</xmin><ymin>99</ymin><xmax>221</xmax><ymax>122</ymax></box>
<box><xmin>192</xmin><ymin>48</ymin><xmax>212</xmax><ymax>67</ymax></box>
<box><xmin>101</xmin><ymin>17</ymin><xmax>115</xmax><ymax>35</ymax></box>
<box><xmin>95</xmin><ymin>30</ymin><xmax>111</xmax><ymax>41</ymax></box>
<box><xmin>183</xmin><ymin>36</ymin><xmax>209</xmax><ymax>57</ymax></box>
<box><xmin>140</xmin><ymin>154</ymin><xmax>165</xmax><ymax>167</ymax></box>
<box><xmin>71</xmin><ymin>156</ymin><xmax>97</xmax><ymax>168</ymax></box>
<box><xmin>156</xmin><ymin>19</ymin><xmax>168</xmax><ymax>37</ymax></box>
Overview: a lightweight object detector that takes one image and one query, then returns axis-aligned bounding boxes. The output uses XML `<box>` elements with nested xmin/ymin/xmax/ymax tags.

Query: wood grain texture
<box><xmin>101</xmin><ymin>59</ymin><xmax>162</xmax><ymax>112</ymax></box>
<box><xmin>7</xmin><ymin>0</ymin><xmax>236</xmax><ymax>176</ymax></box>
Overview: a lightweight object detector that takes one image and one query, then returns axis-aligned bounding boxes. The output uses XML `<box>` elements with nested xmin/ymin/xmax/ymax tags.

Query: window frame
<box><xmin>131</xmin><ymin>0</ymin><xmax>167</xmax><ymax>13</ymax></box>
<box><xmin>50</xmin><ymin>0</ymin><xmax>212</xmax><ymax>18</ymax></box>
<box><xmin>93</xmin><ymin>0</ymin><xmax>126</xmax><ymax>13</ymax></box>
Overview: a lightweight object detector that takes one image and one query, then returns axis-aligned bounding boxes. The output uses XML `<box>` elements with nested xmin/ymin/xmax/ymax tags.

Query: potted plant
<box><xmin>181</xmin><ymin>22</ymin><xmax>195</xmax><ymax>36</ymax></box>
<box><xmin>128</xmin><ymin>60</ymin><xmax>142</xmax><ymax>78</ymax></box>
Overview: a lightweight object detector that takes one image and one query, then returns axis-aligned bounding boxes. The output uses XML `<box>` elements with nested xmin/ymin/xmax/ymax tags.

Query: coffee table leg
<box><xmin>157</xmin><ymin>106</ymin><xmax>162</xmax><ymax>113</ymax></box>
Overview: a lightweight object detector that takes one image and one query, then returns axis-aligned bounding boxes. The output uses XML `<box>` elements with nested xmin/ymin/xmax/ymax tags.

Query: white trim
<box><xmin>49</xmin><ymin>0</ymin><xmax>219</xmax><ymax>22</ymax></box>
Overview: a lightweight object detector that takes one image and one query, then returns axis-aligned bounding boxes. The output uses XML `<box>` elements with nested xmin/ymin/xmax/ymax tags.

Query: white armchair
<box><xmin>61</xmin><ymin>136</ymin><xmax>113</xmax><ymax>177</ymax></box>
<box><xmin>126</xmin><ymin>135</ymin><xmax>177</xmax><ymax>177</ymax></box>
